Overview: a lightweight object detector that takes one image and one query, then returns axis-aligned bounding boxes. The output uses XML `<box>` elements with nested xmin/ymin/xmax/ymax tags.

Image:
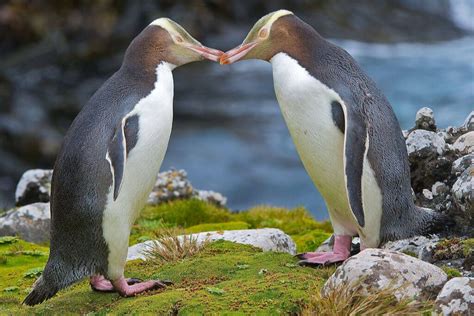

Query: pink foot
<box><xmin>90</xmin><ymin>275</ymin><xmax>142</xmax><ymax>293</ymax></box>
<box><xmin>112</xmin><ymin>277</ymin><xmax>168</xmax><ymax>297</ymax></box>
<box><xmin>298</xmin><ymin>235</ymin><xmax>352</xmax><ymax>267</ymax></box>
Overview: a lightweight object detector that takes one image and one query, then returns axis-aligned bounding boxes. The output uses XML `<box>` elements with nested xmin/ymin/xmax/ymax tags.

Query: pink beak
<box><xmin>219</xmin><ymin>42</ymin><xmax>258</xmax><ymax>65</ymax></box>
<box><xmin>187</xmin><ymin>44</ymin><xmax>224</xmax><ymax>62</ymax></box>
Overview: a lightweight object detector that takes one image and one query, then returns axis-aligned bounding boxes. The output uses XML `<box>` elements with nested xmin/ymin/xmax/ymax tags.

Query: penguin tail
<box><xmin>23</xmin><ymin>260</ymin><xmax>91</xmax><ymax>306</ymax></box>
<box><xmin>419</xmin><ymin>207</ymin><xmax>456</xmax><ymax>236</ymax></box>
<box><xmin>23</xmin><ymin>275</ymin><xmax>60</xmax><ymax>306</ymax></box>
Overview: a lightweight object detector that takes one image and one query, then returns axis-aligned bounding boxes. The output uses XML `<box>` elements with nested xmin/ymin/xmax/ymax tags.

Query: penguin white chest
<box><xmin>102</xmin><ymin>62</ymin><xmax>175</xmax><ymax>279</ymax></box>
<box><xmin>271</xmin><ymin>53</ymin><xmax>357</xmax><ymax>234</ymax></box>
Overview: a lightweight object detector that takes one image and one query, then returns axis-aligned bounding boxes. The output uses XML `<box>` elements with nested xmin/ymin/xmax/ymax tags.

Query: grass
<box><xmin>302</xmin><ymin>281</ymin><xmax>432</xmax><ymax>315</ymax></box>
<box><xmin>433</xmin><ymin>237</ymin><xmax>474</xmax><ymax>260</ymax></box>
<box><xmin>0</xmin><ymin>199</ymin><xmax>435</xmax><ymax>314</ymax></box>
<box><xmin>130</xmin><ymin>199</ymin><xmax>333</xmax><ymax>253</ymax></box>
<box><xmin>441</xmin><ymin>265</ymin><xmax>462</xmax><ymax>279</ymax></box>
<box><xmin>0</xmin><ymin>240</ymin><xmax>331</xmax><ymax>314</ymax></box>
<box><xmin>143</xmin><ymin>227</ymin><xmax>209</xmax><ymax>264</ymax></box>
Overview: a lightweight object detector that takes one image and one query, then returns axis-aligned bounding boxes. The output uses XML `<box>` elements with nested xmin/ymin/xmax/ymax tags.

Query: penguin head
<box><xmin>123</xmin><ymin>18</ymin><xmax>223</xmax><ymax>70</ymax></box>
<box><xmin>220</xmin><ymin>10</ymin><xmax>303</xmax><ymax>64</ymax></box>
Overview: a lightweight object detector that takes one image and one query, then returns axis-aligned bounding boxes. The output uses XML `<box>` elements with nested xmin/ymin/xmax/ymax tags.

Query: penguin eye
<box><xmin>259</xmin><ymin>28</ymin><xmax>268</xmax><ymax>38</ymax></box>
<box><xmin>175</xmin><ymin>36</ymin><xmax>184</xmax><ymax>43</ymax></box>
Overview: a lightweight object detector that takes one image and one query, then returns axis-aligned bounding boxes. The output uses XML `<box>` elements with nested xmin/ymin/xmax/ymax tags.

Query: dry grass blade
<box><xmin>143</xmin><ymin>227</ymin><xmax>209</xmax><ymax>264</ymax></box>
<box><xmin>302</xmin><ymin>280</ymin><xmax>433</xmax><ymax>316</ymax></box>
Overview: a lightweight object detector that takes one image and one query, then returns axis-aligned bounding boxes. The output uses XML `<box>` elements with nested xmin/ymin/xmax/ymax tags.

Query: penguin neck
<box><xmin>270</xmin><ymin>15</ymin><xmax>334</xmax><ymax>80</ymax></box>
<box><xmin>121</xmin><ymin>60</ymin><xmax>176</xmax><ymax>83</ymax></box>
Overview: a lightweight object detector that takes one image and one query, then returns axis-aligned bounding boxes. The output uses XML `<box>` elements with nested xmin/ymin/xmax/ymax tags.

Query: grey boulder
<box><xmin>406</xmin><ymin>129</ymin><xmax>446</xmax><ymax>159</ymax></box>
<box><xmin>15</xmin><ymin>169</ymin><xmax>53</xmax><ymax>206</ymax></box>
<box><xmin>415</xmin><ymin>107</ymin><xmax>436</xmax><ymax>131</ymax></box>
<box><xmin>451</xmin><ymin>166</ymin><xmax>473</xmax><ymax>220</ymax></box>
<box><xmin>382</xmin><ymin>235</ymin><xmax>440</xmax><ymax>262</ymax></box>
<box><xmin>0</xmin><ymin>203</ymin><xmax>50</xmax><ymax>243</ymax></box>
<box><xmin>127</xmin><ymin>228</ymin><xmax>296</xmax><ymax>261</ymax></box>
<box><xmin>322</xmin><ymin>249</ymin><xmax>447</xmax><ymax>301</ymax></box>
<box><xmin>463</xmin><ymin>111</ymin><xmax>474</xmax><ymax>131</ymax></box>
<box><xmin>452</xmin><ymin>154</ymin><xmax>474</xmax><ymax>176</ymax></box>
<box><xmin>452</xmin><ymin>131</ymin><xmax>474</xmax><ymax>156</ymax></box>
<box><xmin>434</xmin><ymin>277</ymin><xmax>473</xmax><ymax>315</ymax></box>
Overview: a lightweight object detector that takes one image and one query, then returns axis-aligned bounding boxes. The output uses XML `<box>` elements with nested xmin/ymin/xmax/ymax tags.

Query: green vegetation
<box><xmin>0</xmin><ymin>199</ymin><xmax>433</xmax><ymax>314</ymax></box>
<box><xmin>131</xmin><ymin>200</ymin><xmax>333</xmax><ymax>252</ymax></box>
<box><xmin>143</xmin><ymin>227</ymin><xmax>209</xmax><ymax>264</ymax></box>
<box><xmin>441</xmin><ymin>265</ymin><xmax>462</xmax><ymax>279</ymax></box>
<box><xmin>1</xmin><ymin>240</ymin><xmax>330</xmax><ymax>314</ymax></box>
<box><xmin>302</xmin><ymin>281</ymin><xmax>433</xmax><ymax>315</ymax></box>
<box><xmin>433</xmin><ymin>237</ymin><xmax>474</xmax><ymax>260</ymax></box>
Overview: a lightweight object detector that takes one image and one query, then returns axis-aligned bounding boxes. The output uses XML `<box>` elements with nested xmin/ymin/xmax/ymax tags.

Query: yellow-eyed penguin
<box><xmin>24</xmin><ymin>18</ymin><xmax>222</xmax><ymax>305</ymax></box>
<box><xmin>220</xmin><ymin>10</ymin><xmax>443</xmax><ymax>266</ymax></box>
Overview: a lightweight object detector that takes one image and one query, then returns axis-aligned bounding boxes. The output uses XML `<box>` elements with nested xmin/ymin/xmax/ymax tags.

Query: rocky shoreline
<box><xmin>0</xmin><ymin>107</ymin><xmax>472</xmax><ymax>314</ymax></box>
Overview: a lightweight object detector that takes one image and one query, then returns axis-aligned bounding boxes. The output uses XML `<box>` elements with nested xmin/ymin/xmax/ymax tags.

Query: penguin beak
<box><xmin>186</xmin><ymin>44</ymin><xmax>224</xmax><ymax>62</ymax></box>
<box><xmin>220</xmin><ymin>42</ymin><xmax>258</xmax><ymax>65</ymax></box>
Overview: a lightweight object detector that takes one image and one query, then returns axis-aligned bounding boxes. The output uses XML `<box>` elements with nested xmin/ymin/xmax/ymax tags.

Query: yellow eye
<box><xmin>259</xmin><ymin>28</ymin><xmax>268</xmax><ymax>38</ymax></box>
<box><xmin>175</xmin><ymin>36</ymin><xmax>184</xmax><ymax>43</ymax></box>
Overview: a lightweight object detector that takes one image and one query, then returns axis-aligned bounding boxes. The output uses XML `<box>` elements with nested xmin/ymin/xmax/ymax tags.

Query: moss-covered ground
<box><xmin>1</xmin><ymin>200</ymin><xmax>335</xmax><ymax>314</ymax></box>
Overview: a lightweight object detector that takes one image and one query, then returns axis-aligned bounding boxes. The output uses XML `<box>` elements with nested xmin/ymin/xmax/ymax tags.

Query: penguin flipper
<box><xmin>107</xmin><ymin>119</ymin><xmax>127</xmax><ymax>201</ymax></box>
<box><xmin>343</xmin><ymin>107</ymin><xmax>367</xmax><ymax>227</ymax></box>
<box><xmin>107</xmin><ymin>115</ymin><xmax>140</xmax><ymax>200</ymax></box>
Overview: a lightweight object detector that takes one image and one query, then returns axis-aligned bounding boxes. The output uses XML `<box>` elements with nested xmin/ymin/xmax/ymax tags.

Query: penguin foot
<box><xmin>297</xmin><ymin>252</ymin><xmax>349</xmax><ymax>267</ymax></box>
<box><xmin>297</xmin><ymin>235</ymin><xmax>352</xmax><ymax>267</ymax></box>
<box><xmin>112</xmin><ymin>277</ymin><xmax>169</xmax><ymax>297</ymax></box>
<box><xmin>90</xmin><ymin>275</ymin><xmax>143</xmax><ymax>292</ymax></box>
<box><xmin>295</xmin><ymin>252</ymin><xmax>328</xmax><ymax>260</ymax></box>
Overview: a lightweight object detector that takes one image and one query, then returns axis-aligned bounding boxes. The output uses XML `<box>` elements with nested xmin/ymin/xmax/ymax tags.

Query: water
<box><xmin>164</xmin><ymin>36</ymin><xmax>474</xmax><ymax>220</ymax></box>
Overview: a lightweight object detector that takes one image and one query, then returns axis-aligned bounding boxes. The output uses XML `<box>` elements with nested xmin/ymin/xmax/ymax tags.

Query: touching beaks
<box><xmin>219</xmin><ymin>42</ymin><xmax>258</xmax><ymax>65</ymax></box>
<box><xmin>186</xmin><ymin>44</ymin><xmax>224</xmax><ymax>62</ymax></box>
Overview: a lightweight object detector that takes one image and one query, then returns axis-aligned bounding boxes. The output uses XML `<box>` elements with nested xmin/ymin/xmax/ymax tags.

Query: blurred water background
<box><xmin>0</xmin><ymin>0</ymin><xmax>473</xmax><ymax>219</ymax></box>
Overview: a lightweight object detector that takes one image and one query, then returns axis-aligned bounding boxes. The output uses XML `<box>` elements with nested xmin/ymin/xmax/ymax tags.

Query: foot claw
<box><xmin>126</xmin><ymin>278</ymin><xmax>142</xmax><ymax>285</ymax></box>
<box><xmin>295</xmin><ymin>253</ymin><xmax>308</xmax><ymax>260</ymax></box>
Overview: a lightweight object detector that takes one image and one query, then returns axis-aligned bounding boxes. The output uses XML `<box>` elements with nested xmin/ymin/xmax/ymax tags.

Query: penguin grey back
<box><xmin>23</xmin><ymin>25</ymin><xmax>171</xmax><ymax>306</ymax></box>
<box><xmin>271</xmin><ymin>15</ymin><xmax>439</xmax><ymax>241</ymax></box>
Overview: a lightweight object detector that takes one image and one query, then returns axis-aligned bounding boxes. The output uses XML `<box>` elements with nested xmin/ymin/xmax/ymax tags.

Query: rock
<box><xmin>147</xmin><ymin>169</ymin><xmax>194</xmax><ymax>204</ymax></box>
<box><xmin>127</xmin><ymin>228</ymin><xmax>296</xmax><ymax>260</ymax></box>
<box><xmin>196</xmin><ymin>190</ymin><xmax>227</xmax><ymax>207</ymax></box>
<box><xmin>410</xmin><ymin>156</ymin><xmax>452</xmax><ymax>194</ymax></box>
<box><xmin>423</xmin><ymin>188</ymin><xmax>433</xmax><ymax>200</ymax></box>
<box><xmin>382</xmin><ymin>235</ymin><xmax>440</xmax><ymax>262</ymax></box>
<box><xmin>406</xmin><ymin>130</ymin><xmax>446</xmax><ymax>159</ymax></box>
<box><xmin>322</xmin><ymin>249</ymin><xmax>447</xmax><ymax>301</ymax></box>
<box><xmin>434</xmin><ymin>277</ymin><xmax>473</xmax><ymax>315</ymax></box>
<box><xmin>452</xmin><ymin>154</ymin><xmax>474</xmax><ymax>176</ymax></box>
<box><xmin>14</xmin><ymin>168</ymin><xmax>228</xmax><ymax>208</ymax></box>
<box><xmin>0</xmin><ymin>203</ymin><xmax>50</xmax><ymax>243</ymax></box>
<box><xmin>463</xmin><ymin>111</ymin><xmax>474</xmax><ymax>131</ymax></box>
<box><xmin>415</xmin><ymin>107</ymin><xmax>436</xmax><ymax>131</ymax></box>
<box><xmin>146</xmin><ymin>169</ymin><xmax>227</xmax><ymax>206</ymax></box>
<box><xmin>432</xmin><ymin>181</ymin><xmax>449</xmax><ymax>197</ymax></box>
<box><xmin>451</xmin><ymin>167</ymin><xmax>473</xmax><ymax>219</ymax></box>
<box><xmin>444</xmin><ymin>126</ymin><xmax>468</xmax><ymax>144</ymax></box>
<box><xmin>452</xmin><ymin>131</ymin><xmax>474</xmax><ymax>155</ymax></box>
<box><xmin>402</xmin><ymin>129</ymin><xmax>409</xmax><ymax>139</ymax></box>
<box><xmin>15</xmin><ymin>169</ymin><xmax>53</xmax><ymax>207</ymax></box>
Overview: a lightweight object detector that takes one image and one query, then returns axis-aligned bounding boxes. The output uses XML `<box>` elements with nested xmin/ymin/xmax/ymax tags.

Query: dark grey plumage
<box><xmin>280</xmin><ymin>16</ymin><xmax>443</xmax><ymax>242</ymax></box>
<box><xmin>23</xmin><ymin>43</ymin><xmax>156</xmax><ymax>307</ymax></box>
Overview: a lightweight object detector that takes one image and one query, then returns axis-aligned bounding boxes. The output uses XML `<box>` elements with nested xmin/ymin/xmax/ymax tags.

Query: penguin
<box><xmin>220</xmin><ymin>10</ymin><xmax>443</xmax><ymax>266</ymax></box>
<box><xmin>23</xmin><ymin>18</ymin><xmax>222</xmax><ymax>305</ymax></box>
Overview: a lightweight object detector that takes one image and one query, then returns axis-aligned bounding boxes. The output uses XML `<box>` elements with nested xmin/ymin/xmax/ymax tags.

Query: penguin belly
<box><xmin>102</xmin><ymin>62</ymin><xmax>175</xmax><ymax>280</ymax></box>
<box><xmin>271</xmin><ymin>53</ymin><xmax>359</xmax><ymax>236</ymax></box>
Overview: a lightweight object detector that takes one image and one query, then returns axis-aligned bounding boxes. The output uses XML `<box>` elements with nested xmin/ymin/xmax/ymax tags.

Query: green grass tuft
<box><xmin>186</xmin><ymin>221</ymin><xmax>250</xmax><ymax>233</ymax></box>
<box><xmin>302</xmin><ymin>280</ymin><xmax>433</xmax><ymax>315</ymax></box>
<box><xmin>441</xmin><ymin>265</ymin><xmax>462</xmax><ymax>279</ymax></box>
